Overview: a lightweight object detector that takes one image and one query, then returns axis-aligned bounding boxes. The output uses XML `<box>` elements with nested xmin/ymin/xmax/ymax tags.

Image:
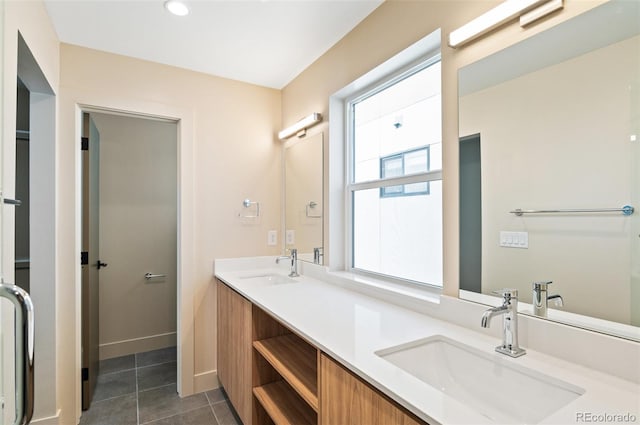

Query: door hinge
<box><xmin>81</xmin><ymin>137</ymin><xmax>89</xmax><ymax>151</ymax></box>
<box><xmin>81</xmin><ymin>251</ymin><xmax>89</xmax><ymax>265</ymax></box>
<box><xmin>82</xmin><ymin>367</ymin><xmax>89</xmax><ymax>381</ymax></box>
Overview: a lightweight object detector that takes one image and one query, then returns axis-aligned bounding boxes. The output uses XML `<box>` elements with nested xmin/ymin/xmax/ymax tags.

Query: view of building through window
<box><xmin>380</xmin><ymin>146</ymin><xmax>431</xmax><ymax>197</ymax></box>
<box><xmin>349</xmin><ymin>60</ymin><xmax>442</xmax><ymax>286</ymax></box>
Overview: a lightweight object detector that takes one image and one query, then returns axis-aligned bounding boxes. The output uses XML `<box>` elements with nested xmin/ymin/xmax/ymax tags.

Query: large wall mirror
<box><xmin>458</xmin><ymin>0</ymin><xmax>640</xmax><ymax>341</ymax></box>
<box><xmin>284</xmin><ymin>132</ymin><xmax>323</xmax><ymax>264</ymax></box>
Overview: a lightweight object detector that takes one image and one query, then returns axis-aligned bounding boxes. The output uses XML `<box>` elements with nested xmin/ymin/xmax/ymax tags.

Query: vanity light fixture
<box><xmin>164</xmin><ymin>0</ymin><xmax>189</xmax><ymax>16</ymax></box>
<box><xmin>448</xmin><ymin>0</ymin><xmax>548</xmax><ymax>48</ymax></box>
<box><xmin>520</xmin><ymin>0</ymin><xmax>564</xmax><ymax>26</ymax></box>
<box><xmin>278</xmin><ymin>113</ymin><xmax>322</xmax><ymax>140</ymax></box>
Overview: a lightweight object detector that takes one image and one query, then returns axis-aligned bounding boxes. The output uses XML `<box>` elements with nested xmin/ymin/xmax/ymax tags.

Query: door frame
<box><xmin>72</xmin><ymin>98</ymin><xmax>195</xmax><ymax>412</ymax></box>
<box><xmin>8</xmin><ymin>33</ymin><xmax>57</xmax><ymax>423</ymax></box>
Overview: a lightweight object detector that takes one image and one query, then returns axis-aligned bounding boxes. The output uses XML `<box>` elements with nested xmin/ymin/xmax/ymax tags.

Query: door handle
<box><xmin>3</xmin><ymin>198</ymin><xmax>22</xmax><ymax>206</ymax></box>
<box><xmin>97</xmin><ymin>261</ymin><xmax>108</xmax><ymax>270</ymax></box>
<box><xmin>0</xmin><ymin>282</ymin><xmax>34</xmax><ymax>425</ymax></box>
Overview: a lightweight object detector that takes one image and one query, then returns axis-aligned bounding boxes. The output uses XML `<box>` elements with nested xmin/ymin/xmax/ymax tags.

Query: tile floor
<box><xmin>80</xmin><ymin>347</ymin><xmax>242</xmax><ymax>425</ymax></box>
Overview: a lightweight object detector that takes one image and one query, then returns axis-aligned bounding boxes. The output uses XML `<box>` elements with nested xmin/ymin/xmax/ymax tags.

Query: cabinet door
<box><xmin>217</xmin><ymin>280</ymin><xmax>252</xmax><ymax>425</ymax></box>
<box><xmin>320</xmin><ymin>354</ymin><xmax>426</xmax><ymax>425</ymax></box>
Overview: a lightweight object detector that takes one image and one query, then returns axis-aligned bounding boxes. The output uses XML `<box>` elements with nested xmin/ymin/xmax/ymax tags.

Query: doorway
<box><xmin>15</xmin><ymin>79</ymin><xmax>29</xmax><ymax>293</ymax></box>
<box><xmin>459</xmin><ymin>133</ymin><xmax>482</xmax><ymax>293</ymax></box>
<box><xmin>3</xmin><ymin>32</ymin><xmax>58</xmax><ymax>423</ymax></box>
<box><xmin>81</xmin><ymin>111</ymin><xmax>178</xmax><ymax>411</ymax></box>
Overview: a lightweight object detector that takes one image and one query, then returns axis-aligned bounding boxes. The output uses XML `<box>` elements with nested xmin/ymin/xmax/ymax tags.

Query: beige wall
<box><xmin>59</xmin><ymin>43</ymin><xmax>281</xmax><ymax>420</ymax></box>
<box><xmin>281</xmin><ymin>0</ymin><xmax>606</xmax><ymax>297</ymax></box>
<box><xmin>92</xmin><ymin>113</ymin><xmax>178</xmax><ymax>359</ymax></box>
<box><xmin>460</xmin><ymin>35</ymin><xmax>639</xmax><ymax>324</ymax></box>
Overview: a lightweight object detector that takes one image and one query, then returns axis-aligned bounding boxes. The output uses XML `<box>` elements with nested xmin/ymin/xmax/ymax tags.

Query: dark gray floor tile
<box><xmin>99</xmin><ymin>354</ymin><xmax>135</xmax><ymax>375</ymax></box>
<box><xmin>79</xmin><ymin>393</ymin><xmax>137</xmax><ymax>425</ymax></box>
<box><xmin>137</xmin><ymin>361</ymin><xmax>177</xmax><ymax>391</ymax></box>
<box><xmin>84</xmin><ymin>347</ymin><xmax>239</xmax><ymax>425</ymax></box>
<box><xmin>212</xmin><ymin>401</ymin><xmax>242</xmax><ymax>425</ymax></box>
<box><xmin>146</xmin><ymin>405</ymin><xmax>218</xmax><ymax>425</ymax></box>
<box><xmin>205</xmin><ymin>388</ymin><xmax>227</xmax><ymax>405</ymax></box>
<box><xmin>138</xmin><ymin>383</ymin><xmax>209</xmax><ymax>424</ymax></box>
<box><xmin>136</xmin><ymin>346</ymin><xmax>177</xmax><ymax>367</ymax></box>
<box><xmin>93</xmin><ymin>369</ymin><xmax>136</xmax><ymax>402</ymax></box>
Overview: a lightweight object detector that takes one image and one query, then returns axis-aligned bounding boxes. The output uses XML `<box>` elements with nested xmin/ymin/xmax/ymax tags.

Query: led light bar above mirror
<box><xmin>449</xmin><ymin>0</ymin><xmax>564</xmax><ymax>48</ymax></box>
<box><xmin>279</xmin><ymin>113</ymin><xmax>322</xmax><ymax>140</ymax></box>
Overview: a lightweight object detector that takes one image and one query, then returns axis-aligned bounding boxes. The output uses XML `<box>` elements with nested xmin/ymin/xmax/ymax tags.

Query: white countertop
<box><xmin>214</xmin><ymin>258</ymin><xmax>640</xmax><ymax>425</ymax></box>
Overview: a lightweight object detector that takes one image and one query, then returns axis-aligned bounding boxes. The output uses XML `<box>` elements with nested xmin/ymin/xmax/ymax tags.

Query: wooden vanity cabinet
<box><xmin>217</xmin><ymin>279</ymin><xmax>313</xmax><ymax>425</ymax></box>
<box><xmin>320</xmin><ymin>354</ymin><xmax>425</xmax><ymax>425</ymax></box>
<box><xmin>217</xmin><ymin>280</ymin><xmax>253</xmax><ymax>425</ymax></box>
<box><xmin>217</xmin><ymin>279</ymin><xmax>427</xmax><ymax>425</ymax></box>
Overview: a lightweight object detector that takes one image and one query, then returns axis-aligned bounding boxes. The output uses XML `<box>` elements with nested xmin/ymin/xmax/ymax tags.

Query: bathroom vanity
<box><xmin>214</xmin><ymin>257</ymin><xmax>639</xmax><ymax>425</ymax></box>
<box><xmin>216</xmin><ymin>276</ymin><xmax>423</xmax><ymax>425</ymax></box>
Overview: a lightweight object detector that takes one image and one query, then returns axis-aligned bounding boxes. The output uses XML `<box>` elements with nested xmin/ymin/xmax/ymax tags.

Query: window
<box><xmin>347</xmin><ymin>57</ymin><xmax>443</xmax><ymax>287</ymax></box>
<box><xmin>380</xmin><ymin>146</ymin><xmax>430</xmax><ymax>198</ymax></box>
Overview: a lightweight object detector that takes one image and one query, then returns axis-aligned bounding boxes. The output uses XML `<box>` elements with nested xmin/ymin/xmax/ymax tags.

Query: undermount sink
<box><xmin>376</xmin><ymin>335</ymin><xmax>584</xmax><ymax>424</ymax></box>
<box><xmin>238</xmin><ymin>273</ymin><xmax>296</xmax><ymax>285</ymax></box>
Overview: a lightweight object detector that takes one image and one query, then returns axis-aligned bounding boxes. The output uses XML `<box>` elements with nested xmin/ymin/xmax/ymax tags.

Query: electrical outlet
<box><xmin>267</xmin><ymin>230</ymin><xmax>277</xmax><ymax>246</ymax></box>
<box><xmin>286</xmin><ymin>229</ymin><xmax>295</xmax><ymax>245</ymax></box>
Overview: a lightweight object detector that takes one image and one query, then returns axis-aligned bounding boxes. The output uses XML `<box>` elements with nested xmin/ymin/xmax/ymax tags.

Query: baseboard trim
<box><xmin>99</xmin><ymin>332</ymin><xmax>177</xmax><ymax>360</ymax></box>
<box><xmin>31</xmin><ymin>409</ymin><xmax>60</xmax><ymax>425</ymax></box>
<box><xmin>193</xmin><ymin>369</ymin><xmax>219</xmax><ymax>394</ymax></box>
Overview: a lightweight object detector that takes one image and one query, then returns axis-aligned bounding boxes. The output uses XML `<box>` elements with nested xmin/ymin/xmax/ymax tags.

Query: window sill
<box><xmin>323</xmin><ymin>269</ymin><xmax>442</xmax><ymax>312</ymax></box>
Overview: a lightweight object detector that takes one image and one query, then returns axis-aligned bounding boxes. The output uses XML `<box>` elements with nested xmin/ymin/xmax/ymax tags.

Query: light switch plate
<box><xmin>267</xmin><ymin>230</ymin><xmax>277</xmax><ymax>246</ymax></box>
<box><xmin>500</xmin><ymin>231</ymin><xmax>528</xmax><ymax>248</ymax></box>
<box><xmin>286</xmin><ymin>229</ymin><xmax>295</xmax><ymax>245</ymax></box>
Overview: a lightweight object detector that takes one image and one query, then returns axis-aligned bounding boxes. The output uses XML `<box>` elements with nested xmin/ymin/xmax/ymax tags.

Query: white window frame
<box><xmin>327</xmin><ymin>29</ymin><xmax>441</xmax><ymax>282</ymax></box>
<box><xmin>343</xmin><ymin>54</ymin><xmax>443</xmax><ymax>287</ymax></box>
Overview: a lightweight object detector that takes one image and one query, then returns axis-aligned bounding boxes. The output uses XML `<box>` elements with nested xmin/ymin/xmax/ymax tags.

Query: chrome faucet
<box><xmin>481</xmin><ymin>289</ymin><xmax>526</xmax><ymax>358</ymax></box>
<box><xmin>532</xmin><ymin>281</ymin><xmax>563</xmax><ymax>317</ymax></box>
<box><xmin>313</xmin><ymin>247</ymin><xmax>323</xmax><ymax>264</ymax></box>
<box><xmin>276</xmin><ymin>248</ymin><xmax>299</xmax><ymax>277</ymax></box>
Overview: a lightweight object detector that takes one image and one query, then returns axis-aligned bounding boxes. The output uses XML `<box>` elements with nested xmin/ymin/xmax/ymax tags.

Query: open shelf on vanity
<box><xmin>253</xmin><ymin>334</ymin><xmax>318</xmax><ymax>410</ymax></box>
<box><xmin>252</xmin><ymin>304</ymin><xmax>319</xmax><ymax>425</ymax></box>
<box><xmin>253</xmin><ymin>380</ymin><xmax>316</xmax><ymax>425</ymax></box>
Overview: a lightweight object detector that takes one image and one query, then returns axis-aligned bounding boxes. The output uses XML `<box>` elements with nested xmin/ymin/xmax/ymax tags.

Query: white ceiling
<box><xmin>44</xmin><ymin>0</ymin><xmax>383</xmax><ymax>89</ymax></box>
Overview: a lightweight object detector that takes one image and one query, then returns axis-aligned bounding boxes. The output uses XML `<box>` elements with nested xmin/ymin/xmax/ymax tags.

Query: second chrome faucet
<box><xmin>481</xmin><ymin>289</ymin><xmax>526</xmax><ymax>358</ymax></box>
<box><xmin>276</xmin><ymin>248</ymin><xmax>299</xmax><ymax>277</ymax></box>
<box><xmin>532</xmin><ymin>281</ymin><xmax>563</xmax><ymax>317</ymax></box>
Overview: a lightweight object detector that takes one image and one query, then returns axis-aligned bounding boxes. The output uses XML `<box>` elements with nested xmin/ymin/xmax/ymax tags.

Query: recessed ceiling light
<box><xmin>164</xmin><ymin>0</ymin><xmax>189</xmax><ymax>17</ymax></box>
